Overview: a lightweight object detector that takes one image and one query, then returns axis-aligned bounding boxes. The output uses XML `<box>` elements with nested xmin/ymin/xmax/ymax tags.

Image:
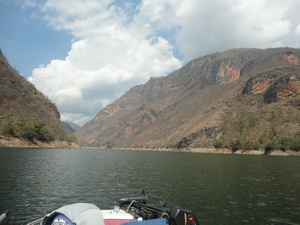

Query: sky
<box><xmin>1</xmin><ymin>0</ymin><xmax>300</xmax><ymax>126</ymax></box>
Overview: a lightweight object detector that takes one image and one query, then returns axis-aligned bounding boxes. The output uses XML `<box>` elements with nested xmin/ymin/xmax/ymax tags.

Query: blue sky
<box><xmin>0</xmin><ymin>1</ymin><xmax>72</xmax><ymax>77</ymax></box>
<box><xmin>1</xmin><ymin>0</ymin><xmax>300</xmax><ymax>125</ymax></box>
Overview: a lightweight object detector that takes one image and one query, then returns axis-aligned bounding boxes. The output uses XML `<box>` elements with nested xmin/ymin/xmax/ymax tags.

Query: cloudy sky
<box><xmin>1</xmin><ymin>0</ymin><xmax>300</xmax><ymax>125</ymax></box>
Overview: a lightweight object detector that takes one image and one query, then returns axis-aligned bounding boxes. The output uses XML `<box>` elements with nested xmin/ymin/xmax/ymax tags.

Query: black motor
<box><xmin>168</xmin><ymin>206</ymin><xmax>199</xmax><ymax>225</ymax></box>
<box><xmin>118</xmin><ymin>191</ymin><xmax>200</xmax><ymax>225</ymax></box>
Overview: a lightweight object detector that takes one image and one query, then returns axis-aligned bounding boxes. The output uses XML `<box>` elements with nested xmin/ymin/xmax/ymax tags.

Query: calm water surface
<box><xmin>0</xmin><ymin>148</ymin><xmax>299</xmax><ymax>225</ymax></box>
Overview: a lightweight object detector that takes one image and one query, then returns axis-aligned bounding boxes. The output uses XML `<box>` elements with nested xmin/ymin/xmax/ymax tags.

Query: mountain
<box><xmin>64</xmin><ymin>121</ymin><xmax>81</xmax><ymax>133</ymax></box>
<box><xmin>0</xmin><ymin>49</ymin><xmax>76</xmax><ymax>147</ymax></box>
<box><xmin>76</xmin><ymin>48</ymin><xmax>300</xmax><ymax>152</ymax></box>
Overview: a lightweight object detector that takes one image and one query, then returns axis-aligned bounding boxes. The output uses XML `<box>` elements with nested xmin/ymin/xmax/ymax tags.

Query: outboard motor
<box><xmin>168</xmin><ymin>206</ymin><xmax>199</xmax><ymax>225</ymax></box>
<box><xmin>117</xmin><ymin>191</ymin><xmax>200</xmax><ymax>225</ymax></box>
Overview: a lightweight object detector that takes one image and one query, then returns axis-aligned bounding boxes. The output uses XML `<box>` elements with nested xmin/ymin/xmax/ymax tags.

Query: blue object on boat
<box><xmin>51</xmin><ymin>214</ymin><xmax>75</xmax><ymax>225</ymax></box>
<box><xmin>121</xmin><ymin>218</ymin><xmax>168</xmax><ymax>225</ymax></box>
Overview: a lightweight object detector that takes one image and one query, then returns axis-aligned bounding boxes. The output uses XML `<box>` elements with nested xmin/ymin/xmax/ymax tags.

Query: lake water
<box><xmin>0</xmin><ymin>148</ymin><xmax>299</xmax><ymax>225</ymax></box>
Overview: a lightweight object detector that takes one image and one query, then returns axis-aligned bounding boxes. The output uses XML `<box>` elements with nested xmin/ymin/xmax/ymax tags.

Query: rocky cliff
<box><xmin>76</xmin><ymin>48</ymin><xmax>300</xmax><ymax>151</ymax></box>
<box><xmin>0</xmin><ymin>50</ymin><xmax>76</xmax><ymax>147</ymax></box>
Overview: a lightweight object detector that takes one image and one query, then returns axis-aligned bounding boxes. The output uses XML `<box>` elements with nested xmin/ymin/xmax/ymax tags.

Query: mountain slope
<box><xmin>76</xmin><ymin>48</ymin><xmax>300</xmax><ymax>151</ymax></box>
<box><xmin>0</xmin><ymin>49</ymin><xmax>75</xmax><ymax>145</ymax></box>
<box><xmin>64</xmin><ymin>121</ymin><xmax>81</xmax><ymax>133</ymax></box>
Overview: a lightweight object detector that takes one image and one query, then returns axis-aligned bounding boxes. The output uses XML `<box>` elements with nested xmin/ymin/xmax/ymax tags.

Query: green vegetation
<box><xmin>214</xmin><ymin>137</ymin><xmax>300</xmax><ymax>152</ymax></box>
<box><xmin>265</xmin><ymin>136</ymin><xmax>300</xmax><ymax>152</ymax></box>
<box><xmin>213</xmin><ymin>102</ymin><xmax>300</xmax><ymax>152</ymax></box>
<box><xmin>177</xmin><ymin>137</ymin><xmax>190</xmax><ymax>149</ymax></box>
<box><xmin>65</xmin><ymin>134</ymin><xmax>78</xmax><ymax>144</ymax></box>
<box><xmin>1</xmin><ymin>114</ymin><xmax>54</xmax><ymax>142</ymax></box>
<box><xmin>212</xmin><ymin>140</ymin><xmax>223</xmax><ymax>149</ymax></box>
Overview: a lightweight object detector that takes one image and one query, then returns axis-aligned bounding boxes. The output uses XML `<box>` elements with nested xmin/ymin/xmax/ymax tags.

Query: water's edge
<box><xmin>1</xmin><ymin>136</ymin><xmax>299</xmax><ymax>156</ymax></box>
<box><xmin>101</xmin><ymin>147</ymin><xmax>300</xmax><ymax>156</ymax></box>
<box><xmin>0</xmin><ymin>136</ymin><xmax>79</xmax><ymax>148</ymax></box>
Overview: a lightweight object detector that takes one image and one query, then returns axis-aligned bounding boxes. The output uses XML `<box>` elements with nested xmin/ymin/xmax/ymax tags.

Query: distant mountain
<box><xmin>76</xmin><ymin>48</ymin><xmax>300</xmax><ymax>152</ymax></box>
<box><xmin>64</xmin><ymin>121</ymin><xmax>81</xmax><ymax>133</ymax></box>
<box><xmin>0</xmin><ymin>49</ymin><xmax>76</xmax><ymax>146</ymax></box>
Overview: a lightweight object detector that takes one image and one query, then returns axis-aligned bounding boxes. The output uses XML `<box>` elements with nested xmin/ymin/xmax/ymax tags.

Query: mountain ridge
<box><xmin>76</xmin><ymin>47</ymin><xmax>300</xmax><ymax>152</ymax></box>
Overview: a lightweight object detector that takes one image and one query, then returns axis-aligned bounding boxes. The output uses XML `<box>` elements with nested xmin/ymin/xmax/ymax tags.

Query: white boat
<box><xmin>24</xmin><ymin>193</ymin><xmax>199</xmax><ymax>225</ymax></box>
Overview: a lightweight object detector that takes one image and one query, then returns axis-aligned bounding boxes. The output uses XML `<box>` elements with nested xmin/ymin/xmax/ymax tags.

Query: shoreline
<box><xmin>1</xmin><ymin>137</ymin><xmax>299</xmax><ymax>156</ymax></box>
<box><xmin>108</xmin><ymin>147</ymin><xmax>300</xmax><ymax>156</ymax></box>
<box><xmin>0</xmin><ymin>136</ymin><xmax>79</xmax><ymax>149</ymax></box>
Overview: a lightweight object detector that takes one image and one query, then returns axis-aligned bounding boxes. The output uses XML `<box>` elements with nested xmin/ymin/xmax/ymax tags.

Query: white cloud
<box><xmin>296</xmin><ymin>24</ymin><xmax>300</xmax><ymax>44</ymax></box>
<box><xmin>175</xmin><ymin>0</ymin><xmax>299</xmax><ymax>59</ymax></box>
<box><xmin>27</xmin><ymin>0</ymin><xmax>300</xmax><ymax>125</ymax></box>
<box><xmin>29</xmin><ymin>0</ymin><xmax>182</xmax><ymax>125</ymax></box>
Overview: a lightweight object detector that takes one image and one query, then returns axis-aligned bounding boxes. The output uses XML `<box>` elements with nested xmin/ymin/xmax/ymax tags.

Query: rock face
<box><xmin>281</xmin><ymin>52</ymin><xmax>300</xmax><ymax>65</ymax></box>
<box><xmin>0</xmin><ymin>50</ymin><xmax>71</xmax><ymax>143</ymax></box>
<box><xmin>76</xmin><ymin>48</ymin><xmax>300</xmax><ymax>150</ymax></box>
<box><xmin>243</xmin><ymin>67</ymin><xmax>300</xmax><ymax>103</ymax></box>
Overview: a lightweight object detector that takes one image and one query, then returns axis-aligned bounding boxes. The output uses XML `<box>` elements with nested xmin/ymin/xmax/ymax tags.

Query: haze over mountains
<box><xmin>75</xmin><ymin>48</ymin><xmax>300</xmax><ymax>152</ymax></box>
